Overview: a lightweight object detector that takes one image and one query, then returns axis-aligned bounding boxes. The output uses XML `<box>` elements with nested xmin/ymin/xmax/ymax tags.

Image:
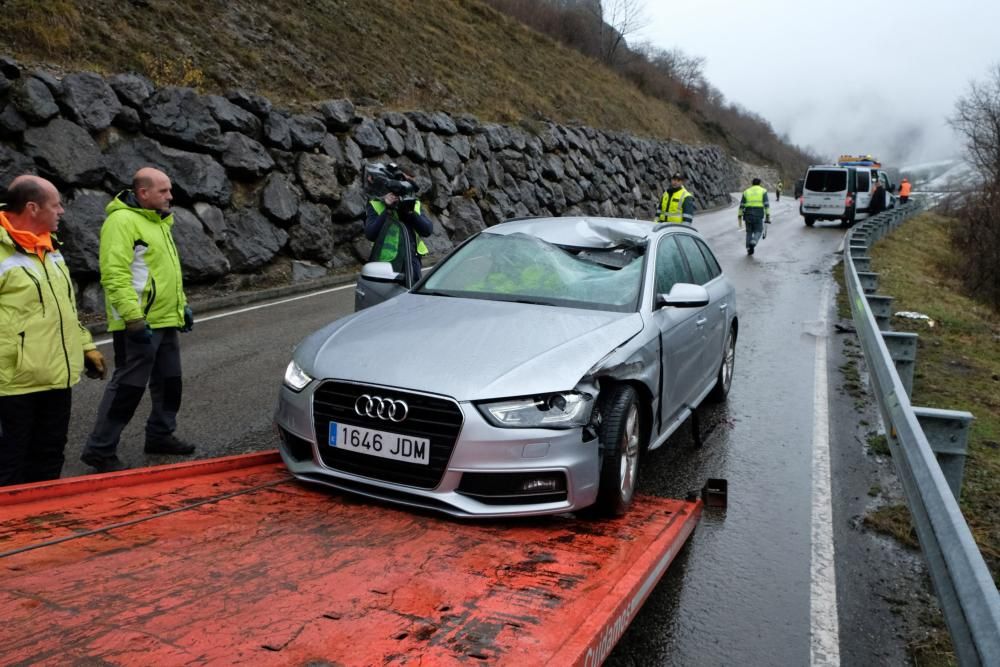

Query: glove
<box><xmin>765</xmin><ymin>216</ymin><xmax>772</xmax><ymax>224</ymax></box>
<box><xmin>84</xmin><ymin>349</ymin><xmax>107</xmax><ymax>380</ymax></box>
<box><xmin>125</xmin><ymin>318</ymin><xmax>153</xmax><ymax>344</ymax></box>
<box><xmin>180</xmin><ymin>305</ymin><xmax>194</xmax><ymax>333</ymax></box>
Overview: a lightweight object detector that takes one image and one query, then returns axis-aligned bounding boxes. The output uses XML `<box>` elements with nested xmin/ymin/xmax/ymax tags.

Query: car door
<box><xmin>651</xmin><ymin>234</ymin><xmax>703</xmax><ymax>431</ymax></box>
<box><xmin>354</xmin><ymin>220</ymin><xmax>415</xmax><ymax>311</ymax></box>
<box><xmin>855</xmin><ymin>168</ymin><xmax>872</xmax><ymax>217</ymax></box>
<box><xmin>674</xmin><ymin>233</ymin><xmax>726</xmax><ymax>394</ymax></box>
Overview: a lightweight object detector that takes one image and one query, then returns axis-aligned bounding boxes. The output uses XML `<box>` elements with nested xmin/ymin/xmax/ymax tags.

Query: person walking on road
<box><xmin>1</xmin><ymin>175</ymin><xmax>106</xmax><ymax>486</ymax></box>
<box><xmin>657</xmin><ymin>172</ymin><xmax>695</xmax><ymax>224</ymax></box>
<box><xmin>738</xmin><ymin>177</ymin><xmax>771</xmax><ymax>255</ymax></box>
<box><xmin>775</xmin><ymin>180</ymin><xmax>783</xmax><ymax>202</ymax></box>
<box><xmin>81</xmin><ymin>168</ymin><xmax>195</xmax><ymax>474</ymax></box>
<box><xmin>899</xmin><ymin>177</ymin><xmax>912</xmax><ymax>204</ymax></box>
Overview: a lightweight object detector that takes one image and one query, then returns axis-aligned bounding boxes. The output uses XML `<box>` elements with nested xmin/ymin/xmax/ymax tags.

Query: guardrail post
<box><xmin>857</xmin><ymin>271</ymin><xmax>879</xmax><ymax>294</ymax></box>
<box><xmin>881</xmin><ymin>332</ymin><xmax>918</xmax><ymax>397</ymax></box>
<box><xmin>866</xmin><ymin>294</ymin><xmax>894</xmax><ymax>331</ymax></box>
<box><xmin>912</xmin><ymin>407</ymin><xmax>974</xmax><ymax>499</ymax></box>
<box><xmin>852</xmin><ymin>255</ymin><xmax>872</xmax><ymax>272</ymax></box>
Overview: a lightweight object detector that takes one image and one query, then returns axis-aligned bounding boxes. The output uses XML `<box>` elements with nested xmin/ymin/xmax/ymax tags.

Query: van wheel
<box><xmin>708</xmin><ymin>326</ymin><xmax>736</xmax><ymax>403</ymax></box>
<box><xmin>804</xmin><ymin>216</ymin><xmax>816</xmax><ymax>227</ymax></box>
<box><xmin>592</xmin><ymin>385</ymin><xmax>643</xmax><ymax>517</ymax></box>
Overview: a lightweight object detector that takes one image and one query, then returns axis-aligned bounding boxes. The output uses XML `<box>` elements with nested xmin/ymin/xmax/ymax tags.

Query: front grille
<box><xmin>312</xmin><ymin>381</ymin><xmax>463</xmax><ymax>489</ymax></box>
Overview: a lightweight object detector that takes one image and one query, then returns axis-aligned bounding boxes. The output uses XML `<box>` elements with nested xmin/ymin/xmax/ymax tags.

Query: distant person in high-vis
<box><xmin>0</xmin><ymin>175</ymin><xmax>106</xmax><ymax>486</ymax></box>
<box><xmin>657</xmin><ymin>172</ymin><xmax>694</xmax><ymax>224</ymax></box>
<box><xmin>738</xmin><ymin>177</ymin><xmax>770</xmax><ymax>255</ymax></box>
<box><xmin>899</xmin><ymin>177</ymin><xmax>912</xmax><ymax>204</ymax></box>
<box><xmin>776</xmin><ymin>180</ymin><xmax>783</xmax><ymax>202</ymax></box>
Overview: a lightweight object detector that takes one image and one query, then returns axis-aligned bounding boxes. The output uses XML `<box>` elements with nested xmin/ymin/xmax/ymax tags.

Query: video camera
<box><xmin>364</xmin><ymin>162</ymin><xmax>421</xmax><ymax>206</ymax></box>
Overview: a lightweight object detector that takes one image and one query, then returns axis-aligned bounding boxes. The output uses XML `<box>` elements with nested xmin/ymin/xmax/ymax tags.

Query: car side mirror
<box><xmin>360</xmin><ymin>262</ymin><xmax>405</xmax><ymax>284</ymax></box>
<box><xmin>656</xmin><ymin>283</ymin><xmax>710</xmax><ymax>309</ymax></box>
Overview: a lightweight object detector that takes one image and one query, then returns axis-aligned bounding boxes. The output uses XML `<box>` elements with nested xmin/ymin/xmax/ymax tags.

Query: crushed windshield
<box><xmin>416</xmin><ymin>232</ymin><xmax>645</xmax><ymax>312</ymax></box>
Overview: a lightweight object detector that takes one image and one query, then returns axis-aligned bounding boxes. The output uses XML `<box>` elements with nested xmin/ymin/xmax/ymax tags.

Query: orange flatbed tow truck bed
<box><xmin>0</xmin><ymin>452</ymin><xmax>704</xmax><ymax>666</ymax></box>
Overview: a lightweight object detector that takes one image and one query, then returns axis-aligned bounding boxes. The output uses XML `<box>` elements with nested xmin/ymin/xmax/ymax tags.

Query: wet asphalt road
<box><xmin>56</xmin><ymin>198</ymin><xmax>912</xmax><ymax>665</ymax></box>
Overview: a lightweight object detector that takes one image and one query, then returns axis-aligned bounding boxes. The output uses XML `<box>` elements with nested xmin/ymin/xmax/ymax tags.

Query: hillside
<box><xmin>5</xmin><ymin>0</ymin><xmax>704</xmax><ymax>145</ymax></box>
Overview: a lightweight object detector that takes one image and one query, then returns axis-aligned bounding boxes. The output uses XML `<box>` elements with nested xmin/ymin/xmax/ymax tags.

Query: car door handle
<box><xmin>718</xmin><ymin>303</ymin><xmax>728</xmax><ymax>311</ymax></box>
<box><xmin>695</xmin><ymin>317</ymin><xmax>707</xmax><ymax>327</ymax></box>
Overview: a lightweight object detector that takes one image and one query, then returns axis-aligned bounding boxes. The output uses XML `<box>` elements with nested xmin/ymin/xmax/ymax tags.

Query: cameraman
<box><xmin>364</xmin><ymin>175</ymin><xmax>433</xmax><ymax>280</ymax></box>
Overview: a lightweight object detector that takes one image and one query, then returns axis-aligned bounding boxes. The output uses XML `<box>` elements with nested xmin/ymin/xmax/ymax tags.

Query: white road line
<box><xmin>92</xmin><ymin>282</ymin><xmax>357</xmax><ymax>347</ymax></box>
<box><xmin>810</xmin><ymin>281</ymin><xmax>841</xmax><ymax>666</ymax></box>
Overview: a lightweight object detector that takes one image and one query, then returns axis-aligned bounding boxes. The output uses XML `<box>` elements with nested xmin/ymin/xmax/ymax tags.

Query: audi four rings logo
<box><xmin>355</xmin><ymin>394</ymin><xmax>409</xmax><ymax>422</ymax></box>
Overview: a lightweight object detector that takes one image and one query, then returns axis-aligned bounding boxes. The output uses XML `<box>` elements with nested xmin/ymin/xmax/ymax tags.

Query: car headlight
<box><xmin>283</xmin><ymin>360</ymin><xmax>314</xmax><ymax>392</ymax></box>
<box><xmin>477</xmin><ymin>392</ymin><xmax>593</xmax><ymax>429</ymax></box>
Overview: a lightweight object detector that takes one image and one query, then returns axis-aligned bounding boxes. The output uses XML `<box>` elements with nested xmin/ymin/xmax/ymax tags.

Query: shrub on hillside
<box><xmin>948</xmin><ymin>185</ymin><xmax>1000</xmax><ymax>310</ymax></box>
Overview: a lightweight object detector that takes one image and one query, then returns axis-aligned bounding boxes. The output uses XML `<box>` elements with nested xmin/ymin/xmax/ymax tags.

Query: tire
<box><xmin>804</xmin><ymin>216</ymin><xmax>816</xmax><ymax>227</ymax></box>
<box><xmin>592</xmin><ymin>385</ymin><xmax>643</xmax><ymax>517</ymax></box>
<box><xmin>708</xmin><ymin>325</ymin><xmax>736</xmax><ymax>403</ymax></box>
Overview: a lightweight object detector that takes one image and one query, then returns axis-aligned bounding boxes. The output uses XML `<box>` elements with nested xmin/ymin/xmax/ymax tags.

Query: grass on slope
<box><xmin>864</xmin><ymin>212</ymin><xmax>999</xmax><ymax>580</ymax></box>
<box><xmin>4</xmin><ymin>0</ymin><xmax>702</xmax><ymax>143</ymax></box>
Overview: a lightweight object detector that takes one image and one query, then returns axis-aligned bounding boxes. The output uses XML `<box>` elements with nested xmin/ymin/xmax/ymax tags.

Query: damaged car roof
<box><xmin>485</xmin><ymin>216</ymin><xmax>661</xmax><ymax>248</ymax></box>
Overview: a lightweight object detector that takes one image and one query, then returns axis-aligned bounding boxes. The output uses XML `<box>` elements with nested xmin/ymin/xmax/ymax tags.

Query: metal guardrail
<box><xmin>843</xmin><ymin>199</ymin><xmax>1000</xmax><ymax>666</ymax></box>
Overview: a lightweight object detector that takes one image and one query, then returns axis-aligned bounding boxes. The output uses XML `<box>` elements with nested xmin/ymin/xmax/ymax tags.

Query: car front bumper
<box><xmin>274</xmin><ymin>380</ymin><xmax>601</xmax><ymax>518</ymax></box>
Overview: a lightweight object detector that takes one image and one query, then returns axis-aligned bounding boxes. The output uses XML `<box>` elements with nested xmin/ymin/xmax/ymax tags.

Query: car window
<box><xmin>695</xmin><ymin>238</ymin><xmax>722</xmax><ymax>278</ymax></box>
<box><xmin>857</xmin><ymin>171</ymin><xmax>870</xmax><ymax>191</ymax></box>
<box><xmin>805</xmin><ymin>169</ymin><xmax>847</xmax><ymax>192</ymax></box>
<box><xmin>417</xmin><ymin>232</ymin><xmax>646</xmax><ymax>312</ymax></box>
<box><xmin>675</xmin><ymin>234</ymin><xmax>713</xmax><ymax>285</ymax></box>
<box><xmin>655</xmin><ymin>235</ymin><xmax>689</xmax><ymax>295</ymax></box>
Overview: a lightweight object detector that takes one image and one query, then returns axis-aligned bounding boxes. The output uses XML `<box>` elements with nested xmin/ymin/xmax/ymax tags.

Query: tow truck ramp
<box><xmin>0</xmin><ymin>452</ymin><xmax>703</xmax><ymax>665</ymax></box>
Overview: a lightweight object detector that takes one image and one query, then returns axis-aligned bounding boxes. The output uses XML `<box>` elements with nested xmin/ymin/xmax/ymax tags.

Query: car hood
<box><xmin>299</xmin><ymin>294</ymin><xmax>644</xmax><ymax>401</ymax></box>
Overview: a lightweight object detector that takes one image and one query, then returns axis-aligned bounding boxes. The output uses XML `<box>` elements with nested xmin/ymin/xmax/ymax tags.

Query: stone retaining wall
<box><xmin>0</xmin><ymin>57</ymin><xmax>741</xmax><ymax>311</ymax></box>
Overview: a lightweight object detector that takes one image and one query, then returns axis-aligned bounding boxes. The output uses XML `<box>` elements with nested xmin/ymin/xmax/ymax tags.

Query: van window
<box><xmin>857</xmin><ymin>171</ymin><xmax>870</xmax><ymax>191</ymax></box>
<box><xmin>805</xmin><ymin>169</ymin><xmax>847</xmax><ymax>192</ymax></box>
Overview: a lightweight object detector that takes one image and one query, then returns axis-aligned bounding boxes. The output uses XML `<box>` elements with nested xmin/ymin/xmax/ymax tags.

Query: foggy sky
<box><xmin>635</xmin><ymin>0</ymin><xmax>999</xmax><ymax>167</ymax></box>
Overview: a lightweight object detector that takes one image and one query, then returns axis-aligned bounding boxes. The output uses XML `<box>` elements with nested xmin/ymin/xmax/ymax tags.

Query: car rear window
<box><xmin>805</xmin><ymin>169</ymin><xmax>847</xmax><ymax>192</ymax></box>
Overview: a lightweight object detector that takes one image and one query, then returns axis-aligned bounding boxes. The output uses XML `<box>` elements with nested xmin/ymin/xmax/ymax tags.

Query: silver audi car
<box><xmin>275</xmin><ymin>216</ymin><xmax>737</xmax><ymax>518</ymax></box>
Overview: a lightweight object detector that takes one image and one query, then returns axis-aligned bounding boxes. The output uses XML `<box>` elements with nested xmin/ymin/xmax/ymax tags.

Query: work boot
<box><xmin>81</xmin><ymin>452</ymin><xmax>127</xmax><ymax>474</ymax></box>
<box><xmin>144</xmin><ymin>434</ymin><xmax>196</xmax><ymax>455</ymax></box>
<box><xmin>747</xmin><ymin>245</ymin><xmax>755</xmax><ymax>255</ymax></box>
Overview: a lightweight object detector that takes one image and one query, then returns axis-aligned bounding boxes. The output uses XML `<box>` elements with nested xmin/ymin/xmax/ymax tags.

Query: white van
<box><xmin>799</xmin><ymin>164</ymin><xmax>892</xmax><ymax>226</ymax></box>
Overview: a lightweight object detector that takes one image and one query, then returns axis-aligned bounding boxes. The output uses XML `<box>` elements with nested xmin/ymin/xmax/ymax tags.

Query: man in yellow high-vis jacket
<box><xmin>738</xmin><ymin>177</ymin><xmax>771</xmax><ymax>255</ymax></box>
<box><xmin>1</xmin><ymin>175</ymin><xmax>106</xmax><ymax>485</ymax></box>
<box><xmin>657</xmin><ymin>172</ymin><xmax>695</xmax><ymax>224</ymax></box>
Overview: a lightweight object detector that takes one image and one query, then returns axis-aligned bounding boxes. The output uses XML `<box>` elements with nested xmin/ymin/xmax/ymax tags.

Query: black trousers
<box><xmin>83</xmin><ymin>328</ymin><xmax>182</xmax><ymax>460</ymax></box>
<box><xmin>0</xmin><ymin>388</ymin><xmax>72</xmax><ymax>486</ymax></box>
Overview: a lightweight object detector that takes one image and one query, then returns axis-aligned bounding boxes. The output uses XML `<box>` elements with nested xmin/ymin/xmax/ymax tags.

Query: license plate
<box><xmin>328</xmin><ymin>422</ymin><xmax>430</xmax><ymax>465</ymax></box>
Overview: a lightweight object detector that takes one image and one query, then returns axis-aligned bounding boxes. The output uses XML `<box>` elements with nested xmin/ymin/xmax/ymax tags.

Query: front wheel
<box><xmin>592</xmin><ymin>385</ymin><xmax>643</xmax><ymax>517</ymax></box>
<box><xmin>804</xmin><ymin>216</ymin><xmax>816</xmax><ymax>227</ymax></box>
<box><xmin>708</xmin><ymin>326</ymin><xmax>737</xmax><ymax>403</ymax></box>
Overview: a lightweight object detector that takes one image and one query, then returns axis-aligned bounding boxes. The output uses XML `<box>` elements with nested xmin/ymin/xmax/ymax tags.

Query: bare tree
<box><xmin>948</xmin><ymin>64</ymin><xmax>1000</xmax><ymax>309</ymax></box>
<box><xmin>584</xmin><ymin>0</ymin><xmax>647</xmax><ymax>66</ymax></box>
<box><xmin>950</xmin><ymin>63</ymin><xmax>1000</xmax><ymax>185</ymax></box>
<box><xmin>639</xmin><ymin>45</ymin><xmax>706</xmax><ymax>89</ymax></box>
